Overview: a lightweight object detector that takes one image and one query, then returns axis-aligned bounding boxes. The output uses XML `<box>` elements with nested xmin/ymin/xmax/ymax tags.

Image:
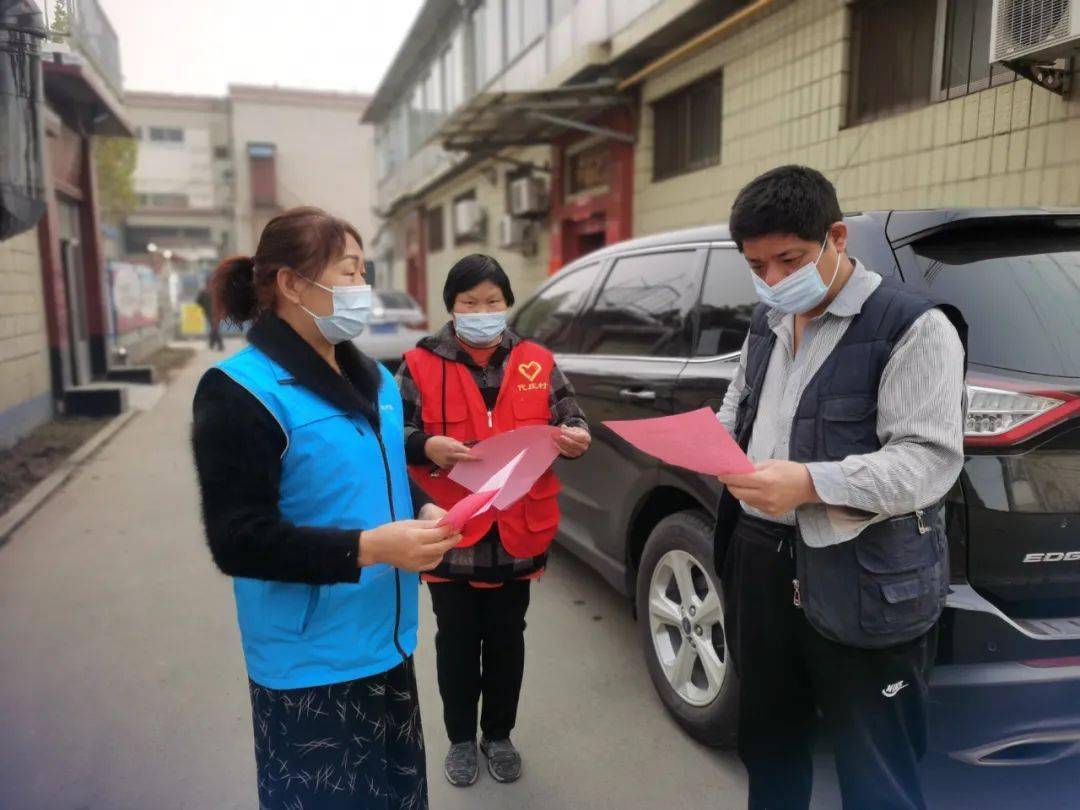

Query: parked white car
<box><xmin>353</xmin><ymin>289</ymin><xmax>428</xmax><ymax>373</ymax></box>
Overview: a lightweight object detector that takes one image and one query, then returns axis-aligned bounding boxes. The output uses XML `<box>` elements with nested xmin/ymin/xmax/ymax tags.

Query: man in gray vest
<box><xmin>714</xmin><ymin>165</ymin><xmax>966</xmax><ymax>809</ymax></box>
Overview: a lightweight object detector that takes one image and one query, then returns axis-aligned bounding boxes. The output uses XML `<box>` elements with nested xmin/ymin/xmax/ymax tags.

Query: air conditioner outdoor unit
<box><xmin>509</xmin><ymin>176</ymin><xmax>548</xmax><ymax>217</ymax></box>
<box><xmin>453</xmin><ymin>198</ymin><xmax>486</xmax><ymax>241</ymax></box>
<box><xmin>991</xmin><ymin>0</ymin><xmax>1080</xmax><ymax>62</ymax></box>
<box><xmin>498</xmin><ymin>215</ymin><xmax>535</xmax><ymax>251</ymax></box>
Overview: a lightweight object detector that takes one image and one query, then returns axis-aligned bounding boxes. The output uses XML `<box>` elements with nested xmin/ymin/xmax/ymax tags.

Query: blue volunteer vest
<box><xmin>715</xmin><ymin>281</ymin><xmax>966</xmax><ymax>649</ymax></box>
<box><xmin>214</xmin><ymin>346</ymin><xmax>418</xmax><ymax>689</ymax></box>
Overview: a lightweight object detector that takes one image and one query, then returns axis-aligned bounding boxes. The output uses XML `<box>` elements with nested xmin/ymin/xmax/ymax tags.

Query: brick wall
<box><xmin>634</xmin><ymin>0</ymin><xmax>1080</xmax><ymax>236</ymax></box>
<box><xmin>0</xmin><ymin>231</ymin><xmax>54</xmax><ymax>449</ymax></box>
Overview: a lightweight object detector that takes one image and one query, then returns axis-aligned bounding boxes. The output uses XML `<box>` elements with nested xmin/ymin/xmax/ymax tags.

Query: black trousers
<box><xmin>208</xmin><ymin>322</ymin><xmax>224</xmax><ymax>350</ymax></box>
<box><xmin>721</xmin><ymin>515</ymin><xmax>936</xmax><ymax>810</ymax></box>
<box><xmin>428</xmin><ymin>580</ymin><xmax>531</xmax><ymax>744</ymax></box>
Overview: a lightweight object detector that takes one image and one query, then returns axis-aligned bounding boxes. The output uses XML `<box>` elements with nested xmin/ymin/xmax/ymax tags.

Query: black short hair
<box><xmin>442</xmin><ymin>254</ymin><xmax>515</xmax><ymax>311</ymax></box>
<box><xmin>728</xmin><ymin>165</ymin><xmax>842</xmax><ymax>251</ymax></box>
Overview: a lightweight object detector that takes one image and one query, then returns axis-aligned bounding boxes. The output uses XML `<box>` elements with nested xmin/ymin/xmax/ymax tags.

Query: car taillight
<box><xmin>965</xmin><ymin>382</ymin><xmax>1080</xmax><ymax>448</ymax></box>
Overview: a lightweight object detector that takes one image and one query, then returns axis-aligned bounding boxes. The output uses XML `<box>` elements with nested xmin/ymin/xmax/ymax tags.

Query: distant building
<box><xmin>122</xmin><ymin>92</ymin><xmax>233</xmax><ymax>266</ymax></box>
<box><xmin>367</xmin><ymin>0</ymin><xmax>1080</xmax><ymax>327</ymax></box>
<box><xmin>124</xmin><ymin>85</ymin><xmax>378</xmax><ymax>293</ymax></box>
<box><xmin>228</xmin><ymin>85</ymin><xmax>377</xmax><ymax>257</ymax></box>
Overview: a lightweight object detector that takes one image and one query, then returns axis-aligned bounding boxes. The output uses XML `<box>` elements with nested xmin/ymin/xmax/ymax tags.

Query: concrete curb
<box><xmin>0</xmin><ymin>410</ymin><xmax>139</xmax><ymax>547</ymax></box>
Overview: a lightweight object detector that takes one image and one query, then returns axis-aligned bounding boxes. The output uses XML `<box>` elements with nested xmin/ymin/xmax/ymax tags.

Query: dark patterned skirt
<box><xmin>248</xmin><ymin>659</ymin><xmax>428</xmax><ymax>810</ymax></box>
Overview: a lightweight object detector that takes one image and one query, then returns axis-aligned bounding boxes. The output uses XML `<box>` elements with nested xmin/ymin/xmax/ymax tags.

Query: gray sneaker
<box><xmin>444</xmin><ymin>740</ymin><xmax>479</xmax><ymax>787</ymax></box>
<box><xmin>480</xmin><ymin>736</ymin><xmax>522</xmax><ymax>783</ymax></box>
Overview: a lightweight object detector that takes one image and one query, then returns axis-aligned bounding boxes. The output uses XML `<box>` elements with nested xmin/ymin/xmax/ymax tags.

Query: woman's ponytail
<box><xmin>212</xmin><ymin>255</ymin><xmax>259</xmax><ymax>324</ymax></box>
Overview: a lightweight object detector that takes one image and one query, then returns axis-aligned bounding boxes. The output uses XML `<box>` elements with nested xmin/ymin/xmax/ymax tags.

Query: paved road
<box><xmin>1</xmin><ymin>345</ymin><xmax>1077</xmax><ymax>809</ymax></box>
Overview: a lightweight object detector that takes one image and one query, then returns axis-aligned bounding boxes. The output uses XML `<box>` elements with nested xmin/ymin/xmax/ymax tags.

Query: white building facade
<box><xmin>368</xmin><ymin>0</ymin><xmax>1080</xmax><ymax>327</ymax></box>
<box><xmin>125</xmin><ymin>85</ymin><xmax>379</xmax><ymax>271</ymax></box>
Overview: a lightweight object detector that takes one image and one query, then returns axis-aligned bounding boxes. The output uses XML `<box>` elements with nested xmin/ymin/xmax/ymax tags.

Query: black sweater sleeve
<box><xmin>191</xmin><ymin>369</ymin><xmax>362</xmax><ymax>585</ymax></box>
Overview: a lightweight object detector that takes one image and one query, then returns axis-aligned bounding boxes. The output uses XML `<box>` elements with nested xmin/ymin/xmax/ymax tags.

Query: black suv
<box><xmin>511</xmin><ymin>209</ymin><xmax>1080</xmax><ymax>766</ymax></box>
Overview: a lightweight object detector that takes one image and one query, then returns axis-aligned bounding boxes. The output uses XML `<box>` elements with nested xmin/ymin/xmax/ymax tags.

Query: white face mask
<box><xmin>300</xmin><ymin>281</ymin><xmax>372</xmax><ymax>344</ymax></box>
<box><xmin>454</xmin><ymin>311</ymin><xmax>508</xmax><ymax>345</ymax></box>
<box><xmin>750</xmin><ymin>234</ymin><xmax>841</xmax><ymax>315</ymax></box>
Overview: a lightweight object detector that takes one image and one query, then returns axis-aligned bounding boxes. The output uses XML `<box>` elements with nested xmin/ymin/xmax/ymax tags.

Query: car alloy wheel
<box><xmin>647</xmin><ymin>548</ymin><xmax>727</xmax><ymax>707</ymax></box>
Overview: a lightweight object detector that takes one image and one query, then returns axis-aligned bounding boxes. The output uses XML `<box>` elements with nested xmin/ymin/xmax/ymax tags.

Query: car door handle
<box><xmin>618</xmin><ymin>388</ymin><xmax>657</xmax><ymax>402</ymax></box>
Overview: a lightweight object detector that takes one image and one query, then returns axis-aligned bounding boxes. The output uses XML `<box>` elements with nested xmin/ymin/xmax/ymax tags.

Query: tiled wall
<box><xmin>634</xmin><ymin>0</ymin><xmax>1080</xmax><ymax>236</ymax></box>
<box><xmin>0</xmin><ymin>231</ymin><xmax>53</xmax><ymax>448</ymax></box>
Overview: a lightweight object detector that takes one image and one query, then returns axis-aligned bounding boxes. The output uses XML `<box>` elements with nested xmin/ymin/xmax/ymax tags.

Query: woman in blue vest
<box><xmin>191</xmin><ymin>206</ymin><xmax>461</xmax><ymax>810</ymax></box>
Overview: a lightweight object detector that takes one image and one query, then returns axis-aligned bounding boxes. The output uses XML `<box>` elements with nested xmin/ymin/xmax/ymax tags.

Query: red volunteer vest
<box><xmin>404</xmin><ymin>341</ymin><xmax>561</xmax><ymax>558</ymax></box>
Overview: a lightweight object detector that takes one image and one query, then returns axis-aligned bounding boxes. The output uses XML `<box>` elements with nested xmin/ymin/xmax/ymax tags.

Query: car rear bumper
<box><xmin>930</xmin><ymin>663</ymin><xmax>1080</xmax><ymax>765</ymax></box>
<box><xmin>929</xmin><ymin>586</ymin><xmax>1080</xmax><ymax>765</ymax></box>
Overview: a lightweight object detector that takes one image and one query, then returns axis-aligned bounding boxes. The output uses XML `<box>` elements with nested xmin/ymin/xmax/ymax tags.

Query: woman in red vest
<box><xmin>396</xmin><ymin>254</ymin><xmax>590</xmax><ymax>788</ymax></box>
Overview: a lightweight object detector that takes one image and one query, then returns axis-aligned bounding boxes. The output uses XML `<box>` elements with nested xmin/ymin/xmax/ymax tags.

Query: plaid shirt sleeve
<box><xmin>548</xmin><ymin>361</ymin><xmax>589</xmax><ymax>432</ymax></box>
<box><xmin>394</xmin><ymin>361</ymin><xmax>433</xmax><ymax>465</ymax></box>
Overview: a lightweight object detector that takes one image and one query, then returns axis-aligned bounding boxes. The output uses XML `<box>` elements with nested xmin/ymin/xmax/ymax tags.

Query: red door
<box><xmin>404</xmin><ymin>209</ymin><xmax>427</xmax><ymax>321</ymax></box>
<box><xmin>547</xmin><ymin>109</ymin><xmax>635</xmax><ymax>274</ymax></box>
<box><xmin>406</xmin><ymin>257</ymin><xmax>426</xmax><ymax>311</ymax></box>
<box><xmin>568</xmin><ymin>214</ymin><xmax>607</xmax><ymax>261</ymax></box>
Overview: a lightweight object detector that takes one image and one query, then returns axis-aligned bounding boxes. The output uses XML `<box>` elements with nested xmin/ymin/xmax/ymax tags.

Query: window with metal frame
<box><xmin>848</xmin><ymin>0</ymin><xmax>938</xmax><ymax>125</ymax></box>
<box><xmin>652</xmin><ymin>71</ymin><xmax>723</xmax><ymax>182</ymax></box>
<box><xmin>247</xmin><ymin>143</ymin><xmax>277</xmax><ymax>207</ymax></box>
<box><xmin>941</xmin><ymin>0</ymin><xmax>1016</xmax><ymax>99</ymax></box>
<box><xmin>137</xmin><ymin>193</ymin><xmax>190</xmax><ymax>208</ymax></box>
<box><xmin>148</xmin><ymin>126</ymin><xmax>184</xmax><ymax>143</ymax></box>
<box><xmin>452</xmin><ymin>189</ymin><xmax>483</xmax><ymax>245</ymax></box>
<box><xmin>408</xmin><ymin>82</ymin><xmax>426</xmax><ymax>154</ymax></box>
<box><xmin>848</xmin><ymin>0</ymin><xmax>1016</xmax><ymax>125</ymax></box>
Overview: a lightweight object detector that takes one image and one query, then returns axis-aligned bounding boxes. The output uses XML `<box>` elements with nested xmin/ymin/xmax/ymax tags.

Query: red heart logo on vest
<box><xmin>519</xmin><ymin>361</ymin><xmax>542</xmax><ymax>382</ymax></box>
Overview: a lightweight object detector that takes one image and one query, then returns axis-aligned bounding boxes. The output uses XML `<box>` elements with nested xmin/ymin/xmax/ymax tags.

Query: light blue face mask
<box><xmin>301</xmin><ymin>281</ymin><xmax>372</xmax><ymax>344</ymax></box>
<box><xmin>751</xmin><ymin>235</ymin><xmax>841</xmax><ymax>315</ymax></box>
<box><xmin>454</xmin><ymin>311</ymin><xmax>508</xmax><ymax>345</ymax></box>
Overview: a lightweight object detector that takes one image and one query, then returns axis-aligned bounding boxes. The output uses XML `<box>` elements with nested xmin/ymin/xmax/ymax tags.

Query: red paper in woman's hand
<box><xmin>438</xmin><ymin>450</ymin><xmax>527</xmax><ymax>530</ymax></box>
<box><xmin>437</xmin><ymin>489</ymin><xmax>500</xmax><ymax>531</ymax></box>
<box><xmin>448</xmin><ymin>426</ymin><xmax>561</xmax><ymax>509</ymax></box>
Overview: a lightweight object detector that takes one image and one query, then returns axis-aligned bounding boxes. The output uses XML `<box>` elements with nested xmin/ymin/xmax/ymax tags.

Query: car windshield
<box><xmin>911</xmin><ymin>221</ymin><xmax>1080</xmax><ymax>378</ymax></box>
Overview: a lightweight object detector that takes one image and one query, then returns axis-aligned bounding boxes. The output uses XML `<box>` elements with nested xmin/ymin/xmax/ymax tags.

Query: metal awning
<box><xmin>43</xmin><ymin>55</ymin><xmax>133</xmax><ymax>137</ymax></box>
<box><xmin>437</xmin><ymin>80</ymin><xmax>634</xmax><ymax>153</ymax></box>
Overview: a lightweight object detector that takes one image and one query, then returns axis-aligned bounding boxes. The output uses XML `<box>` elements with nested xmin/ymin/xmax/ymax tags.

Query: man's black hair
<box><xmin>442</xmin><ymin>253</ymin><xmax>516</xmax><ymax>311</ymax></box>
<box><xmin>728</xmin><ymin>165</ymin><xmax>843</xmax><ymax>251</ymax></box>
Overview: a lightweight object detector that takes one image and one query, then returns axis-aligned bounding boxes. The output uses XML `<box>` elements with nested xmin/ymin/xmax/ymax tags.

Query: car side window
<box><xmin>577</xmin><ymin>249</ymin><xmax>702</xmax><ymax>357</ymax></box>
<box><xmin>512</xmin><ymin>264</ymin><xmax>598</xmax><ymax>352</ymax></box>
<box><xmin>694</xmin><ymin>248</ymin><xmax>758</xmax><ymax>357</ymax></box>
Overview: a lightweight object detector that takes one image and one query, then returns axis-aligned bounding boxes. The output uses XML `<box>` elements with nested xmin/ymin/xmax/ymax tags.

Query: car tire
<box><xmin>636</xmin><ymin>509</ymin><xmax>738</xmax><ymax>748</ymax></box>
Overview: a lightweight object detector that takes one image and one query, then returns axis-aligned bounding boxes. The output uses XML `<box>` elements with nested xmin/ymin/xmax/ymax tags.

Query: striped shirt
<box><xmin>716</xmin><ymin>261</ymin><xmax>966</xmax><ymax>548</ymax></box>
